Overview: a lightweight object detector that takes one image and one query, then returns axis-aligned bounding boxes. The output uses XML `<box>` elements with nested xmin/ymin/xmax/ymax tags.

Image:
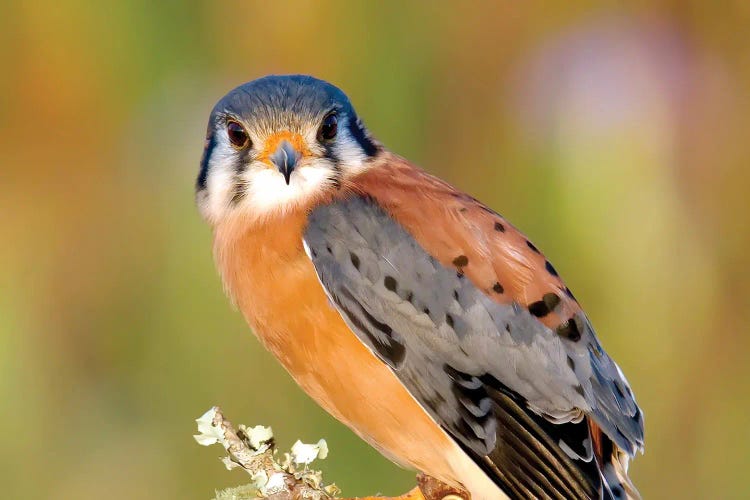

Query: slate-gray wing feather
<box><xmin>303</xmin><ymin>196</ymin><xmax>643</xmax><ymax>500</ymax></box>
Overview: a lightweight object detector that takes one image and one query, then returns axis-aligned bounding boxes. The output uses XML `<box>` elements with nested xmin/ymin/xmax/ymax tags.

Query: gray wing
<box><xmin>303</xmin><ymin>196</ymin><xmax>643</xmax><ymax>499</ymax></box>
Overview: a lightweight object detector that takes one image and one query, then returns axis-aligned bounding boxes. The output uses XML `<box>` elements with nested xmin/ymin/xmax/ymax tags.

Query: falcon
<box><xmin>196</xmin><ymin>75</ymin><xmax>644</xmax><ymax>500</ymax></box>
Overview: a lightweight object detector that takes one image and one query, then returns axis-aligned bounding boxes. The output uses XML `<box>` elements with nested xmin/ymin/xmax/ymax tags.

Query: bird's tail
<box><xmin>591</xmin><ymin>421</ymin><xmax>641</xmax><ymax>500</ymax></box>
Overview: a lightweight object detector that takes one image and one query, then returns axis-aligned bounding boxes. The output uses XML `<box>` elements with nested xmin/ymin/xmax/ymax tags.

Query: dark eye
<box><xmin>226</xmin><ymin>121</ymin><xmax>250</xmax><ymax>148</ymax></box>
<box><xmin>317</xmin><ymin>112</ymin><xmax>338</xmax><ymax>141</ymax></box>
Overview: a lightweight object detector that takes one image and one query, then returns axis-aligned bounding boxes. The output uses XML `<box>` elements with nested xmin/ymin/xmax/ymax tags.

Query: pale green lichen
<box><xmin>194</xmin><ymin>407</ymin><xmax>229</xmax><ymax>447</ymax></box>
<box><xmin>213</xmin><ymin>483</ymin><xmax>261</xmax><ymax>500</ymax></box>
<box><xmin>246</xmin><ymin>425</ymin><xmax>275</xmax><ymax>452</ymax></box>
<box><xmin>291</xmin><ymin>439</ymin><xmax>329</xmax><ymax>465</ymax></box>
<box><xmin>194</xmin><ymin>406</ymin><xmax>340</xmax><ymax>500</ymax></box>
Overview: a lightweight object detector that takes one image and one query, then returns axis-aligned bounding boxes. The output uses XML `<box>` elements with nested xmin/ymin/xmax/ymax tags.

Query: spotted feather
<box><xmin>302</xmin><ymin>154</ymin><xmax>644</xmax><ymax>499</ymax></box>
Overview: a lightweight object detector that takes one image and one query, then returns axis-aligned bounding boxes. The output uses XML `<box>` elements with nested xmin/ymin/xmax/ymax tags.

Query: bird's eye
<box><xmin>226</xmin><ymin>121</ymin><xmax>250</xmax><ymax>148</ymax></box>
<box><xmin>317</xmin><ymin>112</ymin><xmax>338</xmax><ymax>142</ymax></box>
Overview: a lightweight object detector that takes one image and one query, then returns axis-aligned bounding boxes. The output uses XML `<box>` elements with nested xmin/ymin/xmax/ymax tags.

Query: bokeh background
<box><xmin>2</xmin><ymin>1</ymin><xmax>749</xmax><ymax>498</ymax></box>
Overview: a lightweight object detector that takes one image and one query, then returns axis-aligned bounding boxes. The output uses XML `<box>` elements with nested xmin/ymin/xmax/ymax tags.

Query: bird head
<box><xmin>196</xmin><ymin>75</ymin><xmax>380</xmax><ymax>225</ymax></box>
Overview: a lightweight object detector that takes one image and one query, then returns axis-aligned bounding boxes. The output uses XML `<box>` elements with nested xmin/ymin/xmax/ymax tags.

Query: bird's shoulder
<box><xmin>344</xmin><ymin>152</ymin><xmax>584</xmax><ymax>336</ymax></box>
<box><xmin>305</xmin><ymin>154</ymin><xmax>644</xmax><ymax>492</ymax></box>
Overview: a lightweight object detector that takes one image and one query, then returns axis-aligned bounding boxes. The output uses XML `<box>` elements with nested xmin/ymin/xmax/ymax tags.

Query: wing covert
<box><xmin>303</xmin><ymin>195</ymin><xmax>643</xmax><ymax>499</ymax></box>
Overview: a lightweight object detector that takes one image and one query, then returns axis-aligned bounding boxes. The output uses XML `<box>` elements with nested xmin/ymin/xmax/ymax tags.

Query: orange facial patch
<box><xmin>259</xmin><ymin>131</ymin><xmax>311</xmax><ymax>164</ymax></box>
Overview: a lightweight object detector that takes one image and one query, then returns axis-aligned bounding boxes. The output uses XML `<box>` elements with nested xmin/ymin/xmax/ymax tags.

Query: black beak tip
<box><xmin>271</xmin><ymin>140</ymin><xmax>300</xmax><ymax>185</ymax></box>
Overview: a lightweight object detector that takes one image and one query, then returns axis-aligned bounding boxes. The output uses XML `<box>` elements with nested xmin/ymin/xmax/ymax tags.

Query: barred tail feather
<box><xmin>590</xmin><ymin>420</ymin><xmax>641</xmax><ymax>500</ymax></box>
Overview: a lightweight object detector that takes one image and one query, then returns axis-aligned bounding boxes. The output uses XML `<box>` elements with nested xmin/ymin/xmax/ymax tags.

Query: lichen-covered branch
<box><xmin>194</xmin><ymin>406</ymin><xmax>468</xmax><ymax>500</ymax></box>
<box><xmin>194</xmin><ymin>406</ymin><xmax>337</xmax><ymax>499</ymax></box>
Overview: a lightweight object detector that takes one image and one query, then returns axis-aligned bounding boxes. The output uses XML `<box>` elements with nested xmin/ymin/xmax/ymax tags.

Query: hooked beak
<box><xmin>269</xmin><ymin>140</ymin><xmax>300</xmax><ymax>185</ymax></box>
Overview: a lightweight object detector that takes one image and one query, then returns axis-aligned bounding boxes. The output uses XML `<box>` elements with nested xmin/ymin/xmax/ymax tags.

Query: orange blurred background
<box><xmin>2</xmin><ymin>2</ymin><xmax>749</xmax><ymax>498</ymax></box>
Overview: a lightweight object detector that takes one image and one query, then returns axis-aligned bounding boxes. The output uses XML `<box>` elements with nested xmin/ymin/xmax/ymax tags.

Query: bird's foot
<box><xmin>416</xmin><ymin>473</ymin><xmax>469</xmax><ymax>500</ymax></box>
<box><xmin>348</xmin><ymin>474</ymin><xmax>469</xmax><ymax>500</ymax></box>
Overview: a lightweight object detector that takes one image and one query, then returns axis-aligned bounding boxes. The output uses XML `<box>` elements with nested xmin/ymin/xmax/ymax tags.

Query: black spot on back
<box><xmin>492</xmin><ymin>282</ymin><xmax>504</xmax><ymax>294</ymax></box>
<box><xmin>526</xmin><ymin>240</ymin><xmax>540</xmax><ymax>253</ymax></box>
<box><xmin>494</xmin><ymin>221</ymin><xmax>505</xmax><ymax>232</ymax></box>
<box><xmin>528</xmin><ymin>300</ymin><xmax>550</xmax><ymax>317</ymax></box>
<box><xmin>453</xmin><ymin>255</ymin><xmax>469</xmax><ymax>267</ymax></box>
<box><xmin>543</xmin><ymin>292</ymin><xmax>561</xmax><ymax>311</ymax></box>
<box><xmin>384</xmin><ymin>275</ymin><xmax>397</xmax><ymax>292</ymax></box>
<box><xmin>349</xmin><ymin>252</ymin><xmax>360</xmax><ymax>270</ymax></box>
<box><xmin>557</xmin><ymin>317</ymin><xmax>582</xmax><ymax>341</ymax></box>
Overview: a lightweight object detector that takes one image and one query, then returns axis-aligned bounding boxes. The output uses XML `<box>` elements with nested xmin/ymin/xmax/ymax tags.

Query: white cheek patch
<box><xmin>199</xmin><ymin>134</ymin><xmax>240</xmax><ymax>223</ymax></box>
<box><xmin>333</xmin><ymin>121</ymin><xmax>369</xmax><ymax>175</ymax></box>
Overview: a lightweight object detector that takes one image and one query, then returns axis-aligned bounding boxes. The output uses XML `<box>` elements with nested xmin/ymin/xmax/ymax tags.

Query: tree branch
<box><xmin>195</xmin><ymin>406</ymin><xmax>469</xmax><ymax>500</ymax></box>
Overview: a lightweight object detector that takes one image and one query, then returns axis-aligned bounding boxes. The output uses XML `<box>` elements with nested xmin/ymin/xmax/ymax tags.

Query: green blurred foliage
<box><xmin>2</xmin><ymin>1</ymin><xmax>749</xmax><ymax>498</ymax></box>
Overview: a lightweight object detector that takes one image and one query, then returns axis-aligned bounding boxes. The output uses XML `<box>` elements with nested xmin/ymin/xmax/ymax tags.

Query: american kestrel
<box><xmin>196</xmin><ymin>75</ymin><xmax>644</xmax><ymax>500</ymax></box>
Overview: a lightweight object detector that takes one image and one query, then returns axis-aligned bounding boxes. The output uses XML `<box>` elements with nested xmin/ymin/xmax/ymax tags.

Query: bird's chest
<box><xmin>215</xmin><ymin>222</ymin><xmax>392</xmax><ymax>417</ymax></box>
<box><xmin>213</xmin><ymin>220</ymin><xmax>457</xmax><ymax>474</ymax></box>
<box><xmin>232</xmin><ymin>247</ymin><xmax>352</xmax><ymax>381</ymax></box>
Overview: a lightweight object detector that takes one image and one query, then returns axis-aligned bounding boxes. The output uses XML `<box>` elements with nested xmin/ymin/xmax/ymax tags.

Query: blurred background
<box><xmin>2</xmin><ymin>1</ymin><xmax>749</xmax><ymax>498</ymax></box>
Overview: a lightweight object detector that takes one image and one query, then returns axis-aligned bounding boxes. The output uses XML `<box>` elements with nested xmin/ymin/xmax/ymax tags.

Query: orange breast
<box><xmin>212</xmin><ymin>211</ymin><xmax>461</xmax><ymax>483</ymax></box>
